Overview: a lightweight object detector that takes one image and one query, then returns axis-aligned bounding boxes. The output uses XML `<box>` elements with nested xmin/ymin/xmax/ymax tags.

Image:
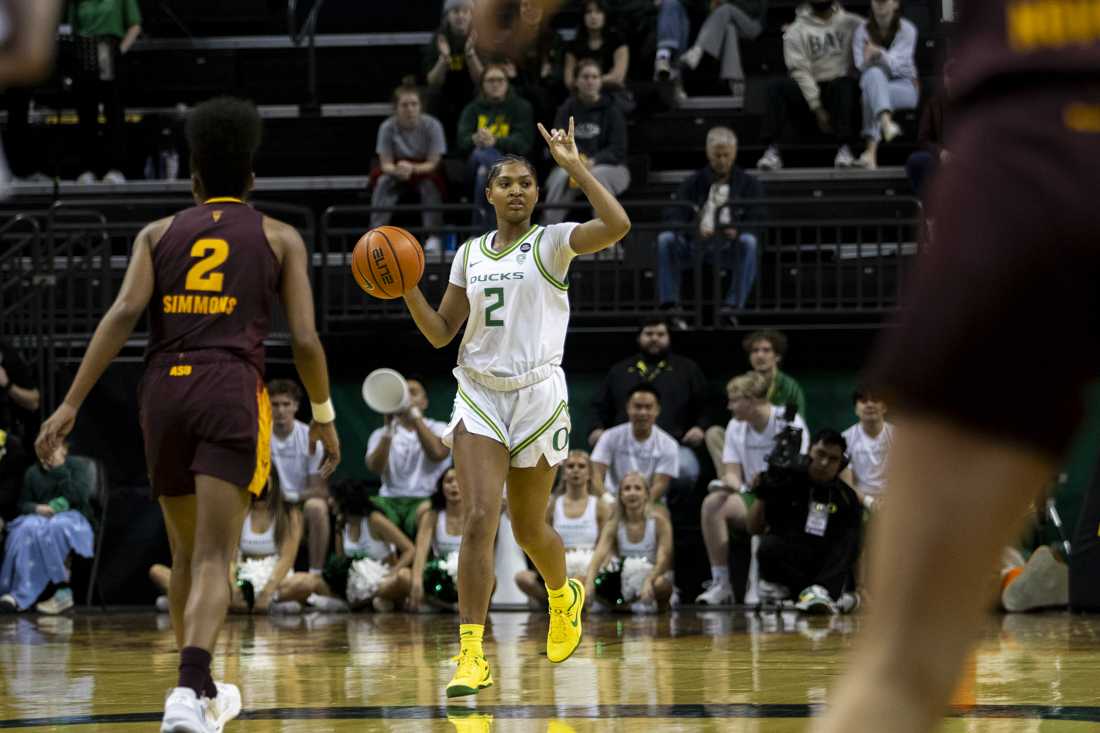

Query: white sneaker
<box><xmin>679</xmin><ymin>46</ymin><xmax>703</xmax><ymax>70</ymax></box>
<box><xmin>758</xmin><ymin>579</ymin><xmax>791</xmax><ymax>604</ymax></box>
<box><xmin>853</xmin><ymin>150</ymin><xmax>877</xmax><ymax>169</ymax></box>
<box><xmin>630</xmin><ymin>600</ymin><xmax>658</xmax><ymax>614</ymax></box>
<box><xmin>834</xmin><ymin>145</ymin><xmax>855</xmax><ymax>168</ymax></box>
<box><xmin>161</xmin><ymin>687</ymin><xmax>214</xmax><ymax>733</ymax></box>
<box><xmin>156</xmin><ymin>595</ymin><xmax>170</xmax><ymax>613</ymax></box>
<box><xmin>796</xmin><ymin>585</ymin><xmax>838</xmax><ymax>615</ymax></box>
<box><xmin>203</xmin><ymin>682</ymin><xmax>241</xmax><ymax>733</ymax></box>
<box><xmin>269</xmin><ymin>600</ymin><xmax>302</xmax><ymax>615</ymax></box>
<box><xmin>76</xmin><ymin>171</ymin><xmax>97</xmax><ymax>184</ymax></box>
<box><xmin>102</xmin><ymin>169</ymin><xmax>127</xmax><ymax>184</ymax></box>
<box><xmin>695</xmin><ymin>580</ymin><xmax>733</xmax><ymax>605</ymax></box>
<box><xmin>882</xmin><ymin>119</ymin><xmax>902</xmax><ymax>142</ymax></box>
<box><xmin>756</xmin><ymin>146</ymin><xmax>783</xmax><ymax>171</ymax></box>
<box><xmin>424</xmin><ymin>235</ymin><xmax>443</xmax><ymax>253</ymax></box>
<box><xmin>306</xmin><ymin>593</ymin><xmax>350</xmax><ymax>613</ymax></box>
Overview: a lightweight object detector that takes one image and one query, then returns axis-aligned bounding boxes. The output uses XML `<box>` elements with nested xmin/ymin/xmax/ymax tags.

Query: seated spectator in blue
<box><xmin>608</xmin><ymin>0</ymin><xmax>692</xmax><ymax>87</ymax></box>
<box><xmin>457</xmin><ymin>63</ymin><xmax>535</xmax><ymax>227</ymax></box>
<box><xmin>851</xmin><ymin>0</ymin><xmax>918</xmax><ymax>169</ymax></box>
<box><xmin>370</xmin><ymin>82</ymin><xmax>448</xmax><ymax>255</ymax></box>
<box><xmin>423</xmin><ymin>0</ymin><xmax>483</xmax><ymax>146</ymax></box>
<box><xmin>542</xmin><ymin>59</ymin><xmax>631</xmax><ymax>225</ymax></box>
<box><xmin>657</xmin><ymin>126</ymin><xmax>764</xmax><ymax>326</ymax></box>
<box><xmin>0</xmin><ymin>441</ymin><xmax>94</xmax><ymax>614</ymax></box>
<box><xmin>748</xmin><ymin>429</ymin><xmax>862</xmax><ymax>614</ymax></box>
<box><xmin>564</xmin><ymin>1</ymin><xmax>630</xmax><ymax>102</ymax></box>
<box><xmin>756</xmin><ymin>1</ymin><xmax>863</xmax><ymax>170</ymax></box>
<box><xmin>679</xmin><ymin>0</ymin><xmax>767</xmax><ymax>107</ymax></box>
<box><xmin>906</xmin><ymin>62</ymin><xmax>950</xmax><ymax>197</ymax></box>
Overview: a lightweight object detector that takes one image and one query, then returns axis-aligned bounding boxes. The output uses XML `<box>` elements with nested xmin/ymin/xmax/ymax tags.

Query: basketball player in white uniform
<box><xmin>402</xmin><ymin>117</ymin><xmax>630</xmax><ymax>698</ymax></box>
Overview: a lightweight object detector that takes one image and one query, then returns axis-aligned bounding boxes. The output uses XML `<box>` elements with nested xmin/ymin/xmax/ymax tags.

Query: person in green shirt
<box><xmin>705</xmin><ymin>329</ymin><xmax>808</xmax><ymax>476</ymax></box>
<box><xmin>0</xmin><ymin>441</ymin><xmax>95</xmax><ymax>614</ymax></box>
<box><xmin>69</xmin><ymin>0</ymin><xmax>142</xmax><ymax>184</ymax></box>
<box><xmin>457</xmin><ymin>62</ymin><xmax>535</xmax><ymax>227</ymax></box>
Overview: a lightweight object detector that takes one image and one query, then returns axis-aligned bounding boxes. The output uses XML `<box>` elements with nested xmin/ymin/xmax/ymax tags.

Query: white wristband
<box><xmin>311</xmin><ymin>398</ymin><xmax>336</xmax><ymax>424</ymax></box>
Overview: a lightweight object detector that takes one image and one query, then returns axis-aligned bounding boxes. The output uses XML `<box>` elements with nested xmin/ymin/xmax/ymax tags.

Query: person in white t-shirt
<box><xmin>365</xmin><ymin>376</ymin><xmax>451</xmax><ymax>538</ymax></box>
<box><xmin>400</xmin><ymin>119</ymin><xmax>631</xmax><ymax>696</ymax></box>
<box><xmin>591</xmin><ymin>384</ymin><xmax>679</xmax><ymax>519</ymax></box>
<box><xmin>696</xmin><ymin>371</ymin><xmax>809</xmax><ymax>605</ymax></box>
<box><xmin>841</xmin><ymin>388</ymin><xmax>893</xmax><ymax>508</ymax></box>
<box><xmin>268</xmin><ymin>379</ymin><xmax>329</xmax><ymax>577</ymax></box>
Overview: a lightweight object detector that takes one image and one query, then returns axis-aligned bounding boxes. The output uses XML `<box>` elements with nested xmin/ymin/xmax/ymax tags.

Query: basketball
<box><xmin>350</xmin><ymin>226</ymin><xmax>425</xmax><ymax>299</ymax></box>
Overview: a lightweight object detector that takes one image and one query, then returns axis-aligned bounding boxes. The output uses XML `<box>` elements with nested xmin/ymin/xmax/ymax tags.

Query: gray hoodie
<box><xmin>783</xmin><ymin>2</ymin><xmax>864</xmax><ymax>110</ymax></box>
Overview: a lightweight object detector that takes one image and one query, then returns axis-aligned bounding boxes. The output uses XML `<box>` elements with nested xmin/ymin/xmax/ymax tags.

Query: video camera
<box><xmin>763</xmin><ymin>403</ymin><xmax>806</xmax><ymax>476</ymax></box>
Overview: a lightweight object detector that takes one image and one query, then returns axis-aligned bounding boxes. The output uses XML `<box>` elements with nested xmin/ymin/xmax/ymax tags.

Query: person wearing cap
<box><xmin>365</xmin><ymin>376</ymin><xmax>452</xmax><ymax>539</ymax></box>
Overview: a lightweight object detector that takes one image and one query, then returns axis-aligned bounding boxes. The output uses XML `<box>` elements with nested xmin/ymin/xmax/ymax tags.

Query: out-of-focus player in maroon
<box><xmin>36</xmin><ymin>98</ymin><xmax>341</xmax><ymax>733</ymax></box>
<box><xmin>813</xmin><ymin>1</ymin><xmax>1100</xmax><ymax>732</ymax></box>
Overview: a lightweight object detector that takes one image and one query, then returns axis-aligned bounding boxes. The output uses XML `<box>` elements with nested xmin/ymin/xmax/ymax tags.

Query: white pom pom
<box><xmin>346</xmin><ymin>557</ymin><xmax>390</xmax><ymax>604</ymax></box>
<box><xmin>237</xmin><ymin>556</ymin><xmax>278</xmax><ymax>596</ymax></box>
<box><xmin>443</xmin><ymin>551</ymin><xmax>461</xmax><ymax>581</ymax></box>
<box><xmin>565</xmin><ymin>547</ymin><xmax>594</xmax><ymax>580</ymax></box>
<box><xmin>620</xmin><ymin>556</ymin><xmax>654</xmax><ymax>602</ymax></box>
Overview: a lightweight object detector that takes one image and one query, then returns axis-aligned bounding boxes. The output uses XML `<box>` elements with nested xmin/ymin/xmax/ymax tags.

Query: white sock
<box><xmin>656</xmin><ymin>48</ymin><xmax>671</xmax><ymax>61</ymax></box>
<box><xmin>711</xmin><ymin>566</ymin><xmax>730</xmax><ymax>585</ymax></box>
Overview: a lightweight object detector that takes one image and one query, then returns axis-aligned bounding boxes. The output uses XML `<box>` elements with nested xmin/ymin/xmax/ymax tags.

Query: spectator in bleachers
<box><xmin>706</xmin><ymin>330</ymin><xmax>807</xmax><ymax>475</ymax></box>
<box><xmin>70</xmin><ymin>0</ymin><xmax>142</xmax><ymax>184</ymax></box>
<box><xmin>457</xmin><ymin>63</ymin><xmax>536</xmax><ymax>226</ymax></box>
<box><xmin>0</xmin><ymin>339</ymin><xmax>41</xmax><ymax>518</ymax></box>
<box><xmin>409</xmin><ymin>467</ymin><xmax>465</xmax><ymax>611</ymax></box>
<box><xmin>906</xmin><ymin>62</ymin><xmax>950</xmax><ymax>197</ymax></box>
<box><xmin>840</xmin><ymin>388</ymin><xmax>893</xmax><ymax>508</ymax></box>
<box><xmin>748</xmin><ymin>428</ymin><xmax>862</xmax><ymax>613</ymax></box>
<box><xmin>851</xmin><ymin>0</ymin><xmax>918</xmax><ymax>169</ymax></box>
<box><xmin>424</xmin><ymin>0</ymin><xmax>483</xmax><ymax>146</ymax></box>
<box><xmin>656</xmin><ymin>126</ymin><xmax>764</xmax><ymax>328</ymax></box>
<box><xmin>365</xmin><ymin>377</ymin><xmax>451</xmax><ymax>540</ymax></box>
<box><xmin>756</xmin><ymin>0</ymin><xmax>863</xmax><ymax>170</ymax></box>
<box><xmin>589</xmin><ymin>315</ymin><xmax>709</xmax><ymax>494</ymax></box>
<box><xmin>584</xmin><ymin>471</ymin><xmax>674</xmax><ymax>613</ymax></box>
<box><xmin>591</xmin><ymin>384</ymin><xmax>679</xmax><ymax>515</ymax></box>
<box><xmin>608</xmin><ymin>0</ymin><xmax>694</xmax><ymax>88</ymax></box>
<box><xmin>679</xmin><ymin>0</ymin><xmax>767</xmax><ymax>108</ymax></box>
<box><xmin>0</xmin><ymin>441</ymin><xmax>94</xmax><ymax>614</ymax></box>
<box><xmin>564</xmin><ymin>1</ymin><xmax>630</xmax><ymax>100</ymax></box>
<box><xmin>697</xmin><ymin>371</ymin><xmax>808</xmax><ymax>605</ymax></box>
<box><xmin>504</xmin><ymin>0</ymin><xmax>567</xmax><ymax>128</ymax></box>
<box><xmin>314</xmin><ymin>479</ymin><xmax>415</xmax><ymax>612</ymax></box>
<box><xmin>541</xmin><ymin>59</ymin><xmax>630</xmax><ymax>225</ymax></box>
<box><xmin>268</xmin><ymin>379</ymin><xmax>330</xmax><ymax>578</ymax></box>
<box><xmin>370</xmin><ymin>83</ymin><xmax>448</xmax><ymax>255</ymax></box>
<box><xmin>515</xmin><ymin>450</ymin><xmax>611</xmax><ymax>606</ymax></box>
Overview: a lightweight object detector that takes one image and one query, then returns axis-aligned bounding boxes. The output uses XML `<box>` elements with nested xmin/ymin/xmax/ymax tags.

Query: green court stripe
<box><xmin>457</xmin><ymin>387</ymin><xmax>507</xmax><ymax>445</ymax></box>
<box><xmin>510</xmin><ymin>401</ymin><xmax>569</xmax><ymax>457</ymax></box>
<box><xmin>533</xmin><ymin>228</ymin><xmax>569</xmax><ymax>291</ymax></box>
<box><xmin>480</xmin><ymin>224</ymin><xmax>539</xmax><ymax>260</ymax></box>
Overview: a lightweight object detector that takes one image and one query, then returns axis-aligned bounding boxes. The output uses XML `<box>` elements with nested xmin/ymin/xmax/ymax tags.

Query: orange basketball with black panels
<box><xmin>351</xmin><ymin>226</ymin><xmax>425</xmax><ymax>299</ymax></box>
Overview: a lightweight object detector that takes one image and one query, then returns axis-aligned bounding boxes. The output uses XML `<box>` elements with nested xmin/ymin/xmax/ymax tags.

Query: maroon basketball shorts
<box><xmin>868</xmin><ymin>84</ymin><xmax>1100</xmax><ymax>456</ymax></box>
<box><xmin>140</xmin><ymin>350</ymin><xmax>272</xmax><ymax>497</ymax></box>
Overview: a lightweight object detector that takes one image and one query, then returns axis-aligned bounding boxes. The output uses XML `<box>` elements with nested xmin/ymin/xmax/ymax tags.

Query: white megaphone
<box><xmin>361</xmin><ymin>368</ymin><xmax>411</xmax><ymax>414</ymax></box>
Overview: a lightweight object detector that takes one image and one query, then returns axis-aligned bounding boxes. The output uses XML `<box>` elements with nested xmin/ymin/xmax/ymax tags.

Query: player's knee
<box><xmin>304</xmin><ymin>497</ymin><xmax>330</xmax><ymax>523</ymax></box>
<box><xmin>462</xmin><ymin>504</ymin><xmax>496</xmax><ymax>534</ymax></box>
<box><xmin>701</xmin><ymin>491</ymin><xmax>724</xmax><ymax>514</ymax></box>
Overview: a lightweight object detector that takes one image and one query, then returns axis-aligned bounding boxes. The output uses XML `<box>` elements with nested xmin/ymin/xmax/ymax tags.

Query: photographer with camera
<box><xmin>747</xmin><ymin>428</ymin><xmax>863</xmax><ymax>614</ymax></box>
<box><xmin>697</xmin><ymin>371</ymin><xmax>808</xmax><ymax>605</ymax></box>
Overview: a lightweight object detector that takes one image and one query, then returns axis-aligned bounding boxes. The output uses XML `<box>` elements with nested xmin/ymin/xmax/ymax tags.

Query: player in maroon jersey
<box><xmin>813</xmin><ymin>1</ymin><xmax>1100</xmax><ymax>732</ymax></box>
<box><xmin>35</xmin><ymin>97</ymin><xmax>341</xmax><ymax>733</ymax></box>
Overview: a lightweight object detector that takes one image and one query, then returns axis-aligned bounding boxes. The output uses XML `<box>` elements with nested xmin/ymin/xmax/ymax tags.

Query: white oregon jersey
<box><xmin>449</xmin><ymin>222</ymin><xmax>579</xmax><ymax>389</ymax></box>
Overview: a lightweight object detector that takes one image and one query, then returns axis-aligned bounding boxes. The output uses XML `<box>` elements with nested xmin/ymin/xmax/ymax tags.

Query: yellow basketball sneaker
<box><xmin>546</xmin><ymin>578</ymin><xmax>584</xmax><ymax>663</ymax></box>
<box><xmin>446</xmin><ymin>650</ymin><xmax>493</xmax><ymax>698</ymax></box>
<box><xmin>446</xmin><ymin>710</ymin><xmax>494</xmax><ymax>732</ymax></box>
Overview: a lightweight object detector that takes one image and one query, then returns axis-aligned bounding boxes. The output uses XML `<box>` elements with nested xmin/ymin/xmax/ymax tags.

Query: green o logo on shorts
<box><xmin>552</xmin><ymin>427</ymin><xmax>570</xmax><ymax>451</ymax></box>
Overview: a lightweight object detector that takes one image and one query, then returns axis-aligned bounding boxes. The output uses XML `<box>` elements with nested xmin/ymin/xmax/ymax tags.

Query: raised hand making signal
<box><xmin>538</xmin><ymin>117</ymin><xmax>582</xmax><ymax>172</ymax></box>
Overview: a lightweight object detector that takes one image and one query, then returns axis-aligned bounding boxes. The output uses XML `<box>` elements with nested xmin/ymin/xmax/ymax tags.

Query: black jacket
<box><xmin>591</xmin><ymin>352</ymin><xmax>710</xmax><ymax>440</ymax></box>
<box><xmin>553</xmin><ymin>94</ymin><xmax>628</xmax><ymax>166</ymax></box>
<box><xmin>756</xmin><ymin>464</ymin><xmax>862</xmax><ymax>541</ymax></box>
<box><xmin>662</xmin><ymin>165</ymin><xmax>766</xmax><ymax>239</ymax></box>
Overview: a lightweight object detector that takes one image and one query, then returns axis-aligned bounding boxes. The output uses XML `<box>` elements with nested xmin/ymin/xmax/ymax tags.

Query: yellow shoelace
<box><xmin>548</xmin><ymin>606</ymin><xmax>569</xmax><ymax>643</ymax></box>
